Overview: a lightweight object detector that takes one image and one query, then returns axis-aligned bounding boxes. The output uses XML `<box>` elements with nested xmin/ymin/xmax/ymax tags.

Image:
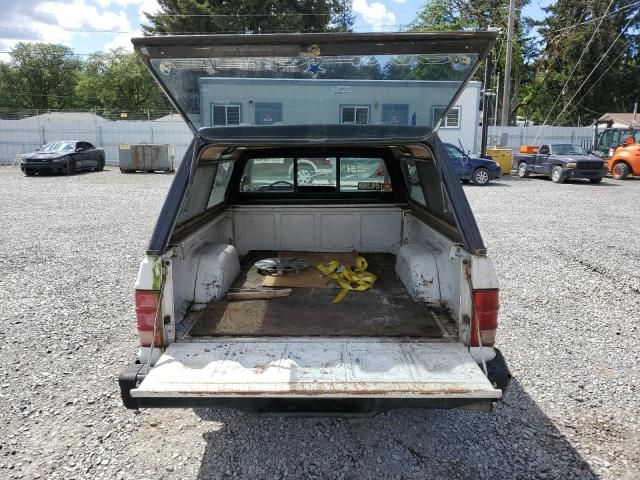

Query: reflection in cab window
<box><xmin>297</xmin><ymin>158</ymin><xmax>335</xmax><ymax>186</ymax></box>
<box><xmin>241</xmin><ymin>158</ymin><xmax>337</xmax><ymax>192</ymax></box>
<box><xmin>241</xmin><ymin>158</ymin><xmax>295</xmax><ymax>192</ymax></box>
<box><xmin>340</xmin><ymin>158</ymin><xmax>392</xmax><ymax>192</ymax></box>
<box><xmin>241</xmin><ymin>157</ymin><xmax>393</xmax><ymax>193</ymax></box>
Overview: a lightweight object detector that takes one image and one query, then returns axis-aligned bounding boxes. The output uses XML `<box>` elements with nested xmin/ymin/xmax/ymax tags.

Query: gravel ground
<box><xmin>0</xmin><ymin>166</ymin><xmax>638</xmax><ymax>480</ymax></box>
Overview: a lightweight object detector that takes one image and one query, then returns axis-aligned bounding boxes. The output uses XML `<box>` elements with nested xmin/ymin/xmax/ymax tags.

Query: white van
<box><xmin>118</xmin><ymin>32</ymin><xmax>511</xmax><ymax>415</ymax></box>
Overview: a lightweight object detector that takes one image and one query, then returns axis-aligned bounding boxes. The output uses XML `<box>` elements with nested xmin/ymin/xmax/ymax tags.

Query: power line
<box><xmin>143</xmin><ymin>11</ymin><xmax>419</xmax><ymax>17</ymax></box>
<box><xmin>552</xmin><ymin>47</ymin><xmax>628</xmax><ymax>125</ymax></box>
<box><xmin>527</xmin><ymin>0</ymin><xmax>636</xmax><ymax>123</ymax></box>
<box><xmin>557</xmin><ymin>49</ymin><xmax>627</xmax><ymax>122</ymax></box>
<box><xmin>533</xmin><ymin>0</ymin><xmax>616</xmax><ymax>143</ymax></box>
<box><xmin>550</xmin><ymin>0</ymin><xmax>640</xmax><ymax>33</ymax></box>
<box><xmin>0</xmin><ymin>93</ymin><xmax>163</xmax><ymax>99</ymax></box>
<box><xmin>0</xmin><ymin>50</ymin><xmax>96</xmax><ymax>56</ymax></box>
<box><xmin>0</xmin><ymin>24</ymin><xmax>409</xmax><ymax>39</ymax></box>
<box><xmin>532</xmin><ymin>0</ymin><xmax>639</xmax><ymax>88</ymax></box>
<box><xmin>548</xmin><ymin>8</ymin><xmax>639</xmax><ymax>128</ymax></box>
<box><xmin>0</xmin><ymin>26</ymin><xmax>134</xmax><ymax>34</ymax></box>
<box><xmin>0</xmin><ymin>13</ymin><xmax>351</xmax><ymax>20</ymax></box>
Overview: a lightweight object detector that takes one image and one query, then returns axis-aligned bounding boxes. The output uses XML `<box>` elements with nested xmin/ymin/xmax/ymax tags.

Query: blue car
<box><xmin>443</xmin><ymin>143</ymin><xmax>502</xmax><ymax>186</ymax></box>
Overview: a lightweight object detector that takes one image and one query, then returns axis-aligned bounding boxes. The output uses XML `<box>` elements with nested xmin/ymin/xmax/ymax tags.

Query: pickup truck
<box><xmin>516</xmin><ymin>143</ymin><xmax>607</xmax><ymax>183</ymax></box>
<box><xmin>118</xmin><ymin>32</ymin><xmax>511</xmax><ymax>415</ymax></box>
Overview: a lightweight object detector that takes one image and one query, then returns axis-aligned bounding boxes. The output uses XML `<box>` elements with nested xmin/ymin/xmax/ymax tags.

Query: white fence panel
<box><xmin>0</xmin><ymin>118</ymin><xmax>193</xmax><ymax>166</ymax></box>
<box><xmin>477</xmin><ymin>126</ymin><xmax>596</xmax><ymax>152</ymax></box>
<box><xmin>0</xmin><ymin>117</ymin><xmax>600</xmax><ymax>166</ymax></box>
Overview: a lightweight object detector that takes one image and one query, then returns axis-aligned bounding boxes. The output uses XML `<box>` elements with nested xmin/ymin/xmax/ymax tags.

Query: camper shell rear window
<box><xmin>240</xmin><ymin>155</ymin><xmax>392</xmax><ymax>195</ymax></box>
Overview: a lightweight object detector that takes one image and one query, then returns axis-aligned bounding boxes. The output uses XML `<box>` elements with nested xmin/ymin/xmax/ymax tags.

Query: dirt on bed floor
<box><xmin>187</xmin><ymin>251</ymin><xmax>454</xmax><ymax>337</ymax></box>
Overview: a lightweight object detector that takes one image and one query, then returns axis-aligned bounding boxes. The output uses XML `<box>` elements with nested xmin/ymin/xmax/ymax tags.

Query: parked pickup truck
<box><xmin>118</xmin><ymin>32</ymin><xmax>511</xmax><ymax>415</ymax></box>
<box><xmin>516</xmin><ymin>143</ymin><xmax>607</xmax><ymax>183</ymax></box>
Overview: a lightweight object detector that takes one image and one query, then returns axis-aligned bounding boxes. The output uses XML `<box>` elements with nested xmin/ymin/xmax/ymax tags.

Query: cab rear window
<box><xmin>240</xmin><ymin>156</ymin><xmax>392</xmax><ymax>193</ymax></box>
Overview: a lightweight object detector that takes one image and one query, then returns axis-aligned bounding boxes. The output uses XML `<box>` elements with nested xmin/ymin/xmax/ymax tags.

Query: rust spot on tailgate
<box><xmin>179</xmin><ymin>385</ymin><xmax>473</xmax><ymax>397</ymax></box>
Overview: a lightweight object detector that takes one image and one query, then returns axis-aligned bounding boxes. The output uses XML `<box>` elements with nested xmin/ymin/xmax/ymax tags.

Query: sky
<box><xmin>0</xmin><ymin>0</ymin><xmax>552</xmax><ymax>58</ymax></box>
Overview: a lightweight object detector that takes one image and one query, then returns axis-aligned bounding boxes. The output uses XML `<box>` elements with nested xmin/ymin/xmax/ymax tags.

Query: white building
<box><xmin>199</xmin><ymin>78</ymin><xmax>481</xmax><ymax>152</ymax></box>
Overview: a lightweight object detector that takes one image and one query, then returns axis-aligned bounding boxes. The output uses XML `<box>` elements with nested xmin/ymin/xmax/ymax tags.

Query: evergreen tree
<box><xmin>524</xmin><ymin>0</ymin><xmax>640</xmax><ymax>125</ymax></box>
<box><xmin>142</xmin><ymin>0</ymin><xmax>355</xmax><ymax>35</ymax></box>
<box><xmin>410</xmin><ymin>0</ymin><xmax>531</xmax><ymax>124</ymax></box>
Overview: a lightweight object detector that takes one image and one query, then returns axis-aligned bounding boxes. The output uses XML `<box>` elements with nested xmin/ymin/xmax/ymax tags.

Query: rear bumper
<box><xmin>118</xmin><ymin>348</ymin><xmax>511</xmax><ymax>414</ymax></box>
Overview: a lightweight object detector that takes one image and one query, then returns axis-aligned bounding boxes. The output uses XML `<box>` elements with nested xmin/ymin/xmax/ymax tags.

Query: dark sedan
<box><xmin>21</xmin><ymin>141</ymin><xmax>105</xmax><ymax>176</ymax></box>
<box><xmin>443</xmin><ymin>143</ymin><xmax>501</xmax><ymax>185</ymax></box>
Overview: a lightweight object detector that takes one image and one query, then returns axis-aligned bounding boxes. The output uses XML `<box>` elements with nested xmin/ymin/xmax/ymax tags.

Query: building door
<box><xmin>255</xmin><ymin>103</ymin><xmax>283</xmax><ymax>125</ymax></box>
<box><xmin>381</xmin><ymin>104</ymin><xmax>409</xmax><ymax>125</ymax></box>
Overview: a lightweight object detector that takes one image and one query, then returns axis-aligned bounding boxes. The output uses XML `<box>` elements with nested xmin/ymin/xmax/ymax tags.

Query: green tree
<box><xmin>142</xmin><ymin>0</ymin><xmax>354</xmax><ymax>34</ymax></box>
<box><xmin>0</xmin><ymin>43</ymin><xmax>82</xmax><ymax>110</ymax></box>
<box><xmin>410</xmin><ymin>0</ymin><xmax>531</xmax><ymax>124</ymax></box>
<box><xmin>0</xmin><ymin>62</ymin><xmax>19</xmax><ymax>109</ymax></box>
<box><xmin>76</xmin><ymin>48</ymin><xmax>168</xmax><ymax>115</ymax></box>
<box><xmin>523</xmin><ymin>0</ymin><xmax>640</xmax><ymax>125</ymax></box>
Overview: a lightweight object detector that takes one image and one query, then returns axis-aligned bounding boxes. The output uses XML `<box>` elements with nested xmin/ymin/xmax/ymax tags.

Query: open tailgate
<box><xmin>132</xmin><ymin>339</ymin><xmax>501</xmax><ymax>400</ymax></box>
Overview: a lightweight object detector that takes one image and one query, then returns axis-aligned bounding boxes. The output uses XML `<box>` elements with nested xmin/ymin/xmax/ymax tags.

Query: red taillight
<box><xmin>470</xmin><ymin>289</ymin><xmax>499</xmax><ymax>347</ymax></box>
<box><xmin>135</xmin><ymin>289</ymin><xmax>162</xmax><ymax>347</ymax></box>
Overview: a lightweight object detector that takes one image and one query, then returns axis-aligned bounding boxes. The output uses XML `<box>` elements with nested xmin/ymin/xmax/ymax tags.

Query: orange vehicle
<box><xmin>608</xmin><ymin>136</ymin><xmax>640</xmax><ymax>179</ymax></box>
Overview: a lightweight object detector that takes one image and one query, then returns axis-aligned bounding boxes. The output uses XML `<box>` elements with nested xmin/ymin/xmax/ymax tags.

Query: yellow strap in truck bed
<box><xmin>317</xmin><ymin>256</ymin><xmax>377</xmax><ymax>303</ymax></box>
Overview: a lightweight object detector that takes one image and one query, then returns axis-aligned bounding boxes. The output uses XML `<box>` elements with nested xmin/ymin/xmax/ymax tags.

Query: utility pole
<box><xmin>492</xmin><ymin>73</ymin><xmax>500</xmax><ymax>142</ymax></box>
<box><xmin>501</xmin><ymin>0</ymin><xmax>516</xmax><ymax>126</ymax></box>
<box><xmin>480</xmin><ymin>53</ymin><xmax>492</xmax><ymax>158</ymax></box>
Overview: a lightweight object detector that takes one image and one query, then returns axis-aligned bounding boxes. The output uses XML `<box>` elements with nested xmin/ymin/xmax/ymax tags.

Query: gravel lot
<box><xmin>0</xmin><ymin>166</ymin><xmax>638</xmax><ymax>480</ymax></box>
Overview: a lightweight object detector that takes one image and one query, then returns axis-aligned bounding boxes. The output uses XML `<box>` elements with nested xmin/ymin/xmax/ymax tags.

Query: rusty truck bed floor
<box><xmin>187</xmin><ymin>251</ymin><xmax>454</xmax><ymax>338</ymax></box>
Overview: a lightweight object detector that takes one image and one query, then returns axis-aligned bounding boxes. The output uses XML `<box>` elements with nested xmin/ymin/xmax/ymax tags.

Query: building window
<box><xmin>433</xmin><ymin>106</ymin><xmax>460</xmax><ymax>128</ymax></box>
<box><xmin>341</xmin><ymin>106</ymin><xmax>369</xmax><ymax>124</ymax></box>
<box><xmin>212</xmin><ymin>104</ymin><xmax>241</xmax><ymax>126</ymax></box>
<box><xmin>381</xmin><ymin>104</ymin><xmax>409</xmax><ymax>125</ymax></box>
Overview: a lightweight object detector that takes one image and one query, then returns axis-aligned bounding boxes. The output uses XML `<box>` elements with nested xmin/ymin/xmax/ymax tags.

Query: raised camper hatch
<box><xmin>132</xmin><ymin>32</ymin><xmax>496</xmax><ymax>139</ymax></box>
